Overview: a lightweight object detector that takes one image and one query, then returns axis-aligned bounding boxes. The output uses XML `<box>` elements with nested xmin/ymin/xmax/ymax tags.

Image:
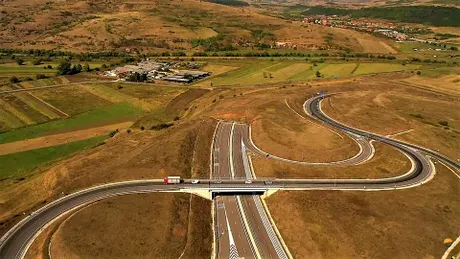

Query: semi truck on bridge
<box><xmin>164</xmin><ymin>176</ymin><xmax>181</xmax><ymax>184</ymax></box>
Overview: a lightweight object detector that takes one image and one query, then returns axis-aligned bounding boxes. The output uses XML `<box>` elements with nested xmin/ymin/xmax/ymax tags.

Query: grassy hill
<box><xmin>0</xmin><ymin>0</ymin><xmax>396</xmax><ymax>53</ymax></box>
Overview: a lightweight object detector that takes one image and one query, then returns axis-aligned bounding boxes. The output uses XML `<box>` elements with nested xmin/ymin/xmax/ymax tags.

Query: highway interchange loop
<box><xmin>1</xmin><ymin>94</ymin><xmax>458</xmax><ymax>259</ymax></box>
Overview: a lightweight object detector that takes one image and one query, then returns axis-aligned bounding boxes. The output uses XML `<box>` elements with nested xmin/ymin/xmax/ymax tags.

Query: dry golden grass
<box><xmin>252</xmin><ymin>141</ymin><xmax>411</xmax><ymax>179</ymax></box>
<box><xmin>251</xmin><ymin>98</ymin><xmax>359</xmax><ymax>162</ymax></box>
<box><xmin>266</xmin><ymin>164</ymin><xmax>460</xmax><ymax>259</ymax></box>
<box><xmin>50</xmin><ymin>193</ymin><xmax>191</xmax><ymax>259</ymax></box>
<box><xmin>327</xmin><ymin>27</ymin><xmax>397</xmax><ymax>54</ymax></box>
<box><xmin>2</xmin><ymin>70</ymin><xmax>459</xmax><ymax>259</ymax></box>
<box><xmin>321</xmin><ymin>88</ymin><xmax>460</xmax><ymax>160</ymax></box>
<box><xmin>178</xmin><ymin>195</ymin><xmax>213</xmax><ymax>258</ymax></box>
<box><xmin>47</xmin><ymin>193</ymin><xmax>211</xmax><ymax>259</ymax></box>
<box><xmin>0</xmin><ymin>118</ymin><xmax>216</xmax><ymax>236</ymax></box>
<box><xmin>402</xmin><ymin>72</ymin><xmax>460</xmax><ymax>96</ymax></box>
<box><xmin>0</xmin><ymin>0</ymin><xmax>394</xmax><ymax>52</ymax></box>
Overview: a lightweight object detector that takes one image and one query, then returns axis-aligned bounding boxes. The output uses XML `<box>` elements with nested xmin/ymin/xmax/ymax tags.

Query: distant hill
<box><xmin>302</xmin><ymin>6</ymin><xmax>460</xmax><ymax>27</ymax></box>
<box><xmin>0</xmin><ymin>0</ymin><xmax>397</xmax><ymax>54</ymax></box>
<box><xmin>252</xmin><ymin>0</ymin><xmax>459</xmax><ymax>8</ymax></box>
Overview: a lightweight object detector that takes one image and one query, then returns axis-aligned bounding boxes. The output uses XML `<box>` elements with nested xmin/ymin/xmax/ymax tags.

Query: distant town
<box><xmin>302</xmin><ymin>15</ymin><xmax>428</xmax><ymax>42</ymax></box>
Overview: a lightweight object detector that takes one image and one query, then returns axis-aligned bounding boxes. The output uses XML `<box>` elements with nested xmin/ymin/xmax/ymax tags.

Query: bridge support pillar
<box><xmin>261</xmin><ymin>189</ymin><xmax>278</xmax><ymax>199</ymax></box>
<box><xmin>180</xmin><ymin>189</ymin><xmax>213</xmax><ymax>200</ymax></box>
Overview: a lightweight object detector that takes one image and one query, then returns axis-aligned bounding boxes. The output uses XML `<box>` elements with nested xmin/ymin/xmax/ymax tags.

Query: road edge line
<box><xmin>442</xmin><ymin>235</ymin><xmax>460</xmax><ymax>259</ymax></box>
<box><xmin>229</xmin><ymin>123</ymin><xmax>236</xmax><ymax>179</ymax></box>
<box><xmin>236</xmin><ymin>196</ymin><xmax>262</xmax><ymax>259</ymax></box>
<box><xmin>259</xmin><ymin>197</ymin><xmax>294</xmax><ymax>259</ymax></box>
<box><xmin>47</xmin><ymin>204</ymin><xmax>89</xmax><ymax>259</ymax></box>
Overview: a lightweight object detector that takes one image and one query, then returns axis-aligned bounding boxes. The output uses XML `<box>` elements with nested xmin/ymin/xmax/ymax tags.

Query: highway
<box><xmin>1</xmin><ymin>94</ymin><xmax>457</xmax><ymax>259</ymax></box>
<box><xmin>213</xmin><ymin>121</ymin><xmax>288</xmax><ymax>259</ymax></box>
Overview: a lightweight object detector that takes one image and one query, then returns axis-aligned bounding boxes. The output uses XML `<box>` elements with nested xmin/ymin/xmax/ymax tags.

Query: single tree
<box><xmin>16</xmin><ymin>59</ymin><xmax>24</xmax><ymax>65</ymax></box>
<box><xmin>57</xmin><ymin>59</ymin><xmax>72</xmax><ymax>75</ymax></box>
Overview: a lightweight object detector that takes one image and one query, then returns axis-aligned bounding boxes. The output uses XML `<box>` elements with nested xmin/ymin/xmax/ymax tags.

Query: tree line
<box><xmin>302</xmin><ymin>6</ymin><xmax>460</xmax><ymax>27</ymax></box>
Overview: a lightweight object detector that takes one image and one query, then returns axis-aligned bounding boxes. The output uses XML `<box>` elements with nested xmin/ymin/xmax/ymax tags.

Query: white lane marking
<box><xmin>260</xmin><ymin>198</ymin><xmax>294</xmax><ymax>259</ymax></box>
<box><xmin>229</xmin><ymin>123</ymin><xmax>236</xmax><ymax>179</ymax></box>
<box><xmin>241</xmin><ymin>141</ymin><xmax>254</xmax><ymax>180</ymax></box>
<box><xmin>252</xmin><ymin>195</ymin><xmax>288</xmax><ymax>259</ymax></box>
<box><xmin>235</xmin><ymin>196</ymin><xmax>262</xmax><ymax>259</ymax></box>
<box><xmin>224</xmin><ymin>205</ymin><xmax>240</xmax><ymax>259</ymax></box>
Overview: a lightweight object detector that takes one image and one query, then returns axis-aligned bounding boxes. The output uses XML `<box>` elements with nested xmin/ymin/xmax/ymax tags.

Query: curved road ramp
<box><xmin>1</xmin><ymin>94</ymin><xmax>459</xmax><ymax>259</ymax></box>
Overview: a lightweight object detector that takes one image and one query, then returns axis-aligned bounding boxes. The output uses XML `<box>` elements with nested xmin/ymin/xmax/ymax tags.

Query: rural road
<box><xmin>1</xmin><ymin>94</ymin><xmax>456</xmax><ymax>259</ymax></box>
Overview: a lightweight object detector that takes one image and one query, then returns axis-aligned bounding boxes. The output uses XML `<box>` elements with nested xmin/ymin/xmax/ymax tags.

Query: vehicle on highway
<box><xmin>264</xmin><ymin>181</ymin><xmax>273</xmax><ymax>185</ymax></box>
<box><xmin>191</xmin><ymin>180</ymin><xmax>200</xmax><ymax>184</ymax></box>
<box><xmin>245</xmin><ymin>180</ymin><xmax>252</xmax><ymax>184</ymax></box>
<box><xmin>164</xmin><ymin>176</ymin><xmax>181</xmax><ymax>184</ymax></box>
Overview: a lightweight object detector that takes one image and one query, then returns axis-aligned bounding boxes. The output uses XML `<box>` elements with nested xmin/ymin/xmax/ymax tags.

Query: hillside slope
<box><xmin>0</xmin><ymin>0</ymin><xmax>396</xmax><ymax>53</ymax></box>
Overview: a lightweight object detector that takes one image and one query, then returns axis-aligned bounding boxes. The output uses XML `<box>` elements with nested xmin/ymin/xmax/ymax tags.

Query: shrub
<box><xmin>151</xmin><ymin>123</ymin><xmax>174</xmax><ymax>130</ymax></box>
<box><xmin>439</xmin><ymin>121</ymin><xmax>449</xmax><ymax>127</ymax></box>
<box><xmin>32</xmin><ymin>59</ymin><xmax>42</xmax><ymax>65</ymax></box>
<box><xmin>174</xmin><ymin>116</ymin><xmax>180</xmax><ymax>121</ymax></box>
<box><xmin>36</xmin><ymin>74</ymin><xmax>48</xmax><ymax>79</ymax></box>
<box><xmin>9</xmin><ymin>76</ymin><xmax>20</xmax><ymax>83</ymax></box>
<box><xmin>416</xmin><ymin>71</ymin><xmax>421</xmax><ymax>75</ymax></box>
<box><xmin>410</xmin><ymin>114</ymin><xmax>423</xmax><ymax>119</ymax></box>
<box><xmin>108</xmin><ymin>129</ymin><xmax>119</xmax><ymax>137</ymax></box>
<box><xmin>16</xmin><ymin>59</ymin><xmax>24</xmax><ymax>65</ymax></box>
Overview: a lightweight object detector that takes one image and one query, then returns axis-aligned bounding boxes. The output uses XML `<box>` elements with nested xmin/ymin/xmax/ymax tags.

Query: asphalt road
<box><xmin>1</xmin><ymin>94</ymin><xmax>454</xmax><ymax>259</ymax></box>
<box><xmin>213</xmin><ymin>121</ymin><xmax>288</xmax><ymax>259</ymax></box>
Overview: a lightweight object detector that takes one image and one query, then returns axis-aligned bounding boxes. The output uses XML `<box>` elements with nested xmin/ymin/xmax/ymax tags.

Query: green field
<box><xmin>1</xmin><ymin>94</ymin><xmax>49</xmax><ymax>124</ymax></box>
<box><xmin>33</xmin><ymin>86</ymin><xmax>111</xmax><ymax>115</ymax></box>
<box><xmin>0</xmin><ymin>136</ymin><xmax>106</xmax><ymax>179</ymax></box>
<box><xmin>0</xmin><ymin>102</ymin><xmax>144</xmax><ymax>144</ymax></box>
<box><xmin>0</xmin><ymin>108</ymin><xmax>25</xmax><ymax>130</ymax></box>
<box><xmin>414</xmin><ymin>67</ymin><xmax>459</xmax><ymax>77</ymax></box>
<box><xmin>0</xmin><ymin>62</ymin><xmax>106</xmax><ymax>83</ymax></box>
<box><xmin>196</xmin><ymin>61</ymin><xmax>423</xmax><ymax>86</ymax></box>
<box><xmin>11</xmin><ymin>91</ymin><xmax>62</xmax><ymax>119</ymax></box>
<box><xmin>0</xmin><ymin>65</ymin><xmax>56</xmax><ymax>74</ymax></box>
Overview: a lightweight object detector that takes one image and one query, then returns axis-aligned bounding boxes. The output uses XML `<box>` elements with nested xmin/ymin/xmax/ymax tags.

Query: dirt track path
<box><xmin>0</xmin><ymin>122</ymin><xmax>133</xmax><ymax>155</ymax></box>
